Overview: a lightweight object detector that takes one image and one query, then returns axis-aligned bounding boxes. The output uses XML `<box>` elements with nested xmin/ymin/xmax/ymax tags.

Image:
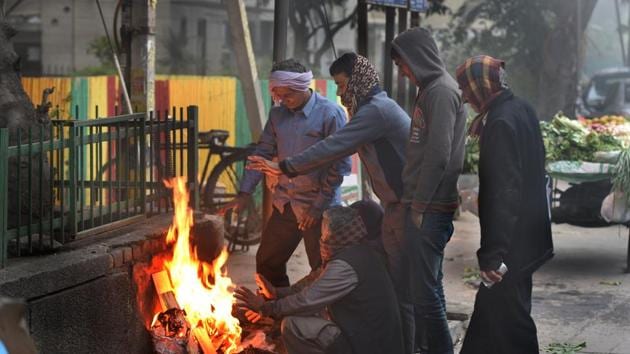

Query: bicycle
<box><xmin>198</xmin><ymin>129</ymin><xmax>263</xmax><ymax>252</ymax></box>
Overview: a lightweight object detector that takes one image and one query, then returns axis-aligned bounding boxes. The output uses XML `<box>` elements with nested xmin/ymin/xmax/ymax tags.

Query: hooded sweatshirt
<box><xmin>392</xmin><ymin>28</ymin><xmax>467</xmax><ymax>213</ymax></box>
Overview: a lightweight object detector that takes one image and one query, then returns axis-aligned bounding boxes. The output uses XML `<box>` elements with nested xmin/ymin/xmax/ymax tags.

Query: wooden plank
<box><xmin>225</xmin><ymin>0</ymin><xmax>266</xmax><ymax>140</ymax></box>
<box><xmin>193</xmin><ymin>327</ymin><xmax>217</xmax><ymax>354</ymax></box>
<box><xmin>152</xmin><ymin>270</ymin><xmax>179</xmax><ymax>310</ymax></box>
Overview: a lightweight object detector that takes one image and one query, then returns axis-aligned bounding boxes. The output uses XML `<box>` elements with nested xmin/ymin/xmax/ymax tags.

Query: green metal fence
<box><xmin>0</xmin><ymin>106</ymin><xmax>199</xmax><ymax>268</ymax></box>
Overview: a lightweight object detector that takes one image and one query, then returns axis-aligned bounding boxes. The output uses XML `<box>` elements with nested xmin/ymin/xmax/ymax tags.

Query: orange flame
<box><xmin>162</xmin><ymin>177</ymin><xmax>241</xmax><ymax>353</ymax></box>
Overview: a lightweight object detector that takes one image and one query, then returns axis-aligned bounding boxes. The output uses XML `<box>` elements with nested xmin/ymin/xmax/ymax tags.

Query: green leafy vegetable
<box><xmin>541</xmin><ymin>113</ymin><xmax>623</xmax><ymax>162</ymax></box>
<box><xmin>463</xmin><ymin>137</ymin><xmax>479</xmax><ymax>174</ymax></box>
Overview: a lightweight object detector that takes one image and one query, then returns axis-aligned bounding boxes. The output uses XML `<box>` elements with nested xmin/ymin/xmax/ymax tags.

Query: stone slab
<box><xmin>28</xmin><ymin>273</ymin><xmax>152</xmax><ymax>354</ymax></box>
<box><xmin>0</xmin><ymin>244</ymin><xmax>112</xmax><ymax>300</ymax></box>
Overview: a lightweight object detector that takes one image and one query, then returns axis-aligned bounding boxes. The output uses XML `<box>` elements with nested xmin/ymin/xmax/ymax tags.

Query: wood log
<box><xmin>191</xmin><ymin>213</ymin><xmax>224</xmax><ymax>264</ymax></box>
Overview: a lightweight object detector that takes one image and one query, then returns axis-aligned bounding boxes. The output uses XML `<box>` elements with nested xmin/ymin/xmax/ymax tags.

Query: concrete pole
<box><xmin>226</xmin><ymin>0</ymin><xmax>266</xmax><ymax>138</ymax></box>
<box><xmin>273</xmin><ymin>0</ymin><xmax>289</xmax><ymax>64</ymax></box>
<box><xmin>129</xmin><ymin>0</ymin><xmax>156</xmax><ymax>114</ymax></box>
<box><xmin>357</xmin><ymin>1</ymin><xmax>370</xmax><ymax>201</ymax></box>
<box><xmin>356</xmin><ymin>0</ymin><xmax>371</xmax><ymax>201</ymax></box>
<box><xmin>407</xmin><ymin>11</ymin><xmax>420</xmax><ymax>114</ymax></box>
<box><xmin>396</xmin><ymin>7</ymin><xmax>408</xmax><ymax>107</ymax></box>
<box><xmin>260</xmin><ymin>0</ymin><xmax>289</xmax><ymax>226</ymax></box>
<box><xmin>615</xmin><ymin>0</ymin><xmax>626</xmax><ymax>65</ymax></box>
<box><xmin>577</xmin><ymin>0</ymin><xmax>582</xmax><ymax>84</ymax></box>
<box><xmin>383</xmin><ymin>7</ymin><xmax>395</xmax><ymax>95</ymax></box>
<box><xmin>357</xmin><ymin>0</ymin><xmax>368</xmax><ymax>56</ymax></box>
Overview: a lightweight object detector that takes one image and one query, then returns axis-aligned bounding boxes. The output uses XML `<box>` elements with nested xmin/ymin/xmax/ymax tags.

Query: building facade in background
<box><xmin>6</xmin><ymin>0</ymin><xmax>389</xmax><ymax>78</ymax></box>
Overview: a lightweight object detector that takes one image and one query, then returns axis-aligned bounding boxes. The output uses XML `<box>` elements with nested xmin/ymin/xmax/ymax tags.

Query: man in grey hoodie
<box><xmin>391</xmin><ymin>28</ymin><xmax>467</xmax><ymax>354</ymax></box>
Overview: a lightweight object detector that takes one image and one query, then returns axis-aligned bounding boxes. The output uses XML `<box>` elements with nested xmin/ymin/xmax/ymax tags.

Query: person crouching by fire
<box><xmin>235</xmin><ymin>206</ymin><xmax>404</xmax><ymax>354</ymax></box>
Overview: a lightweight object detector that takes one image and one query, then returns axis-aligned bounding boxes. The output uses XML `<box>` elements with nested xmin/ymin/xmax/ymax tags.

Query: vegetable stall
<box><xmin>542</xmin><ymin>113</ymin><xmax>630</xmax><ymax>272</ymax></box>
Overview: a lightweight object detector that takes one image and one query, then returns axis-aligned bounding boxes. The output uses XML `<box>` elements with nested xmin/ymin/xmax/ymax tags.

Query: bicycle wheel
<box><xmin>203</xmin><ymin>149</ymin><xmax>263</xmax><ymax>246</ymax></box>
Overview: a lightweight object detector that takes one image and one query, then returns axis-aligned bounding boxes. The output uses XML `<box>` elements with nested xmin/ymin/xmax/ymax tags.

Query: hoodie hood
<box><xmin>391</xmin><ymin>27</ymin><xmax>445</xmax><ymax>88</ymax></box>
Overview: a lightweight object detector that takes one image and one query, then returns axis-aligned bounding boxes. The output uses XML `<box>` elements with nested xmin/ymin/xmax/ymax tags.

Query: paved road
<box><xmin>443</xmin><ymin>212</ymin><xmax>630</xmax><ymax>354</ymax></box>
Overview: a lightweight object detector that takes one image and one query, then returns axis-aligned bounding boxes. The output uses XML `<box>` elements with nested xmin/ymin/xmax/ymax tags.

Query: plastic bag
<box><xmin>600</xmin><ymin>190</ymin><xmax>630</xmax><ymax>223</ymax></box>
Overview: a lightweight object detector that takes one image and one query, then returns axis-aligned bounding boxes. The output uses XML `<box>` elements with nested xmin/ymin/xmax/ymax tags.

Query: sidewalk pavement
<box><xmin>226</xmin><ymin>211</ymin><xmax>630</xmax><ymax>354</ymax></box>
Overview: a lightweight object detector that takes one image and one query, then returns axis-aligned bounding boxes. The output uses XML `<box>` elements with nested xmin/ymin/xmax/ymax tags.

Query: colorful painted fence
<box><xmin>21</xmin><ymin>76</ymin><xmax>360</xmax><ymax>197</ymax></box>
<box><xmin>21</xmin><ymin>75</ymin><xmax>342</xmax><ymax>147</ymax></box>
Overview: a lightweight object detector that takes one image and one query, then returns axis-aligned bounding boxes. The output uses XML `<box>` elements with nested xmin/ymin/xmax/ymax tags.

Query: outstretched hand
<box><xmin>246</xmin><ymin>156</ymin><xmax>283</xmax><ymax>177</ymax></box>
<box><xmin>255</xmin><ymin>273</ymin><xmax>277</xmax><ymax>300</ymax></box>
<box><xmin>299</xmin><ymin>210</ymin><xmax>321</xmax><ymax>231</ymax></box>
<box><xmin>217</xmin><ymin>193</ymin><xmax>249</xmax><ymax>215</ymax></box>
<box><xmin>244</xmin><ymin>310</ymin><xmax>262</xmax><ymax>323</ymax></box>
<box><xmin>235</xmin><ymin>286</ymin><xmax>265</xmax><ymax>312</ymax></box>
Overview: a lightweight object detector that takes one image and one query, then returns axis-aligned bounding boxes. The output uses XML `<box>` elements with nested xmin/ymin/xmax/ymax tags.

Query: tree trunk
<box><xmin>536</xmin><ymin>0</ymin><xmax>598</xmax><ymax>120</ymax></box>
<box><xmin>0</xmin><ymin>22</ymin><xmax>52</xmax><ymax>230</ymax></box>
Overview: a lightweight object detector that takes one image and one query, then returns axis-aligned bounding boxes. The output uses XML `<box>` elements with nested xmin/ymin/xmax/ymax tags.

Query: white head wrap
<box><xmin>268</xmin><ymin>70</ymin><xmax>313</xmax><ymax>93</ymax></box>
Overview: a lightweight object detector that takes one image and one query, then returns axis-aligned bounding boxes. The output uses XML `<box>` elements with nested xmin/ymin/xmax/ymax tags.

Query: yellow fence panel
<box><xmin>21</xmin><ymin>77</ymin><xmax>73</xmax><ymax>119</ymax></box>
<box><xmin>166</xmin><ymin>76</ymin><xmax>237</xmax><ymax>192</ymax></box>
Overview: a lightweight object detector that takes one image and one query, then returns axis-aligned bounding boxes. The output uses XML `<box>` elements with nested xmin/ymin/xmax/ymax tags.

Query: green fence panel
<box><xmin>326</xmin><ymin>80</ymin><xmax>339</xmax><ymax>104</ymax></box>
<box><xmin>71</xmin><ymin>77</ymin><xmax>89</xmax><ymax>120</ymax></box>
<box><xmin>235</xmin><ymin>80</ymin><xmax>252</xmax><ymax>148</ymax></box>
<box><xmin>259</xmin><ymin>79</ymin><xmax>272</xmax><ymax>115</ymax></box>
<box><xmin>71</xmin><ymin>77</ymin><xmax>89</xmax><ymax>227</ymax></box>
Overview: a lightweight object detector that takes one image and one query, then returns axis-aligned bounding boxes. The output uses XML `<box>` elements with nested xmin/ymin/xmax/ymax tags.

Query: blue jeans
<box><xmin>404</xmin><ymin>210</ymin><xmax>454</xmax><ymax>354</ymax></box>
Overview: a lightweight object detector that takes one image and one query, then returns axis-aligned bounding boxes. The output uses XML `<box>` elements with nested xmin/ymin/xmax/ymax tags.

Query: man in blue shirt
<box><xmin>223</xmin><ymin>59</ymin><xmax>351</xmax><ymax>287</ymax></box>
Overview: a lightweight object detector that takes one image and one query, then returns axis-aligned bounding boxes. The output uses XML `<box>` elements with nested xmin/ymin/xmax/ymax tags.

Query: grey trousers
<box><xmin>281</xmin><ymin>316</ymin><xmax>350</xmax><ymax>354</ymax></box>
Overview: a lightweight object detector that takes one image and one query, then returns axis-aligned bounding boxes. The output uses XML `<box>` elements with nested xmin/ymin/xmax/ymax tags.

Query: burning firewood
<box><xmin>152</xmin><ymin>308</ymin><xmax>189</xmax><ymax>338</ymax></box>
<box><xmin>147</xmin><ymin>178</ymin><xmax>277</xmax><ymax>354</ymax></box>
<box><xmin>152</xmin><ymin>270</ymin><xmax>179</xmax><ymax>310</ymax></box>
<box><xmin>238</xmin><ymin>349</ymin><xmax>276</xmax><ymax>354</ymax></box>
<box><xmin>151</xmin><ymin>270</ymin><xmax>218</xmax><ymax>354</ymax></box>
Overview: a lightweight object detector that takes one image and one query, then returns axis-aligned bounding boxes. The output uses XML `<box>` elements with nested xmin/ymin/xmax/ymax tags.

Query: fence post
<box><xmin>68</xmin><ymin>123</ymin><xmax>78</xmax><ymax>237</ymax></box>
<box><xmin>187</xmin><ymin>106</ymin><xmax>199</xmax><ymax>210</ymax></box>
<box><xmin>140</xmin><ymin>113</ymin><xmax>147</xmax><ymax>214</ymax></box>
<box><xmin>0</xmin><ymin>129</ymin><xmax>8</xmax><ymax>268</ymax></box>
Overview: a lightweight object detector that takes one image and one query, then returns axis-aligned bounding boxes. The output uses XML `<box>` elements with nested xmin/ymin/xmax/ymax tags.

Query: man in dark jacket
<box><xmin>235</xmin><ymin>206</ymin><xmax>404</xmax><ymax>354</ymax></box>
<box><xmin>391</xmin><ymin>28</ymin><xmax>467</xmax><ymax>354</ymax></box>
<box><xmin>455</xmin><ymin>55</ymin><xmax>554</xmax><ymax>354</ymax></box>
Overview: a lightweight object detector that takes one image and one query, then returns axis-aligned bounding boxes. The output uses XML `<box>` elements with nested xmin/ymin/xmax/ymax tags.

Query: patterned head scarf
<box><xmin>456</xmin><ymin>55</ymin><xmax>508</xmax><ymax>137</ymax></box>
<box><xmin>319</xmin><ymin>206</ymin><xmax>367</xmax><ymax>264</ymax></box>
<box><xmin>342</xmin><ymin>55</ymin><xmax>380</xmax><ymax>117</ymax></box>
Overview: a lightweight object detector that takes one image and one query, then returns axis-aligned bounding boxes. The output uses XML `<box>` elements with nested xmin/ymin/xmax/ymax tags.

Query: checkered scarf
<box><xmin>319</xmin><ymin>206</ymin><xmax>367</xmax><ymax>264</ymax></box>
<box><xmin>456</xmin><ymin>55</ymin><xmax>508</xmax><ymax>137</ymax></box>
<box><xmin>342</xmin><ymin>55</ymin><xmax>380</xmax><ymax>117</ymax></box>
